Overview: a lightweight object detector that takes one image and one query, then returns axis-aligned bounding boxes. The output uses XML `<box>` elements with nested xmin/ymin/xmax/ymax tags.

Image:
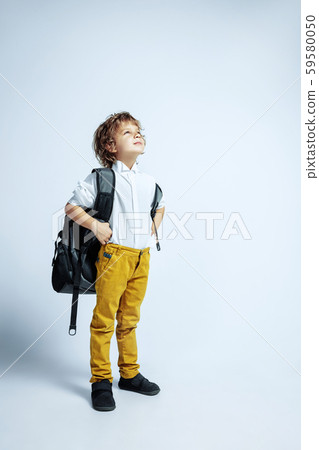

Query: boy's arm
<box><xmin>64</xmin><ymin>203</ymin><xmax>96</xmax><ymax>231</ymax></box>
<box><xmin>151</xmin><ymin>206</ymin><xmax>165</xmax><ymax>236</ymax></box>
<box><xmin>64</xmin><ymin>203</ymin><xmax>112</xmax><ymax>244</ymax></box>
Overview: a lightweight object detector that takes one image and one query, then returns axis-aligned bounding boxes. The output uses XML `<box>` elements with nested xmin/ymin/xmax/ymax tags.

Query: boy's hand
<box><xmin>91</xmin><ymin>220</ymin><xmax>113</xmax><ymax>245</ymax></box>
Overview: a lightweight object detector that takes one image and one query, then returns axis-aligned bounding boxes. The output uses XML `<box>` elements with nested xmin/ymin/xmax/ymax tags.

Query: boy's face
<box><xmin>112</xmin><ymin>121</ymin><xmax>145</xmax><ymax>160</ymax></box>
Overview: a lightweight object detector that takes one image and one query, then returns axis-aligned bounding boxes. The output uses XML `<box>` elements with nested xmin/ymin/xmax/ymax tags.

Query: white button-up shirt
<box><xmin>67</xmin><ymin>159</ymin><xmax>165</xmax><ymax>250</ymax></box>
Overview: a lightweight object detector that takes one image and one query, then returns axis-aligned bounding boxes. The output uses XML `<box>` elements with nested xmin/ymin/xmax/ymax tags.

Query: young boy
<box><xmin>64</xmin><ymin>112</ymin><xmax>165</xmax><ymax>411</ymax></box>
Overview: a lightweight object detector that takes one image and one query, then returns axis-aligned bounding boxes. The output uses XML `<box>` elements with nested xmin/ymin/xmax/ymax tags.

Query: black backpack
<box><xmin>51</xmin><ymin>167</ymin><xmax>163</xmax><ymax>335</ymax></box>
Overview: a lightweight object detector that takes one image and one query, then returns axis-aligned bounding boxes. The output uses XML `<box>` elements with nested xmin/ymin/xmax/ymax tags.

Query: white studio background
<box><xmin>0</xmin><ymin>1</ymin><xmax>300</xmax><ymax>450</ymax></box>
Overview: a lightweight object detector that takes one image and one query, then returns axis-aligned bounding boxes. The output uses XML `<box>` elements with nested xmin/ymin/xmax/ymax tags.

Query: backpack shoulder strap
<box><xmin>151</xmin><ymin>183</ymin><xmax>163</xmax><ymax>219</ymax></box>
<box><xmin>91</xmin><ymin>167</ymin><xmax>116</xmax><ymax>222</ymax></box>
<box><xmin>68</xmin><ymin>168</ymin><xmax>115</xmax><ymax>336</ymax></box>
<box><xmin>150</xmin><ymin>183</ymin><xmax>163</xmax><ymax>251</ymax></box>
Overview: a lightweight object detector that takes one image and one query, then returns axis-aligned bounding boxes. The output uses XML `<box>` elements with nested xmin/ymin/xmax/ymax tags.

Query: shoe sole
<box><xmin>92</xmin><ymin>404</ymin><xmax>116</xmax><ymax>411</ymax></box>
<box><xmin>118</xmin><ymin>385</ymin><xmax>160</xmax><ymax>396</ymax></box>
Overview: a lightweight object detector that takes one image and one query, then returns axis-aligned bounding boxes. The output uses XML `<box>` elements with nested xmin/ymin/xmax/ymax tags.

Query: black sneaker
<box><xmin>118</xmin><ymin>373</ymin><xmax>160</xmax><ymax>396</ymax></box>
<box><xmin>91</xmin><ymin>379</ymin><xmax>116</xmax><ymax>411</ymax></box>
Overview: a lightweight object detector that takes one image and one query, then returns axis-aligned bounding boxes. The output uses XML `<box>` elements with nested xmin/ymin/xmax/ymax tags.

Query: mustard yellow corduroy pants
<box><xmin>89</xmin><ymin>242</ymin><xmax>151</xmax><ymax>384</ymax></box>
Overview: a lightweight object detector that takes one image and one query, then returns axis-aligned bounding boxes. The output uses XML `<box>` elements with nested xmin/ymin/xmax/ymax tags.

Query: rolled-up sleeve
<box><xmin>67</xmin><ymin>172</ymin><xmax>97</xmax><ymax>209</ymax></box>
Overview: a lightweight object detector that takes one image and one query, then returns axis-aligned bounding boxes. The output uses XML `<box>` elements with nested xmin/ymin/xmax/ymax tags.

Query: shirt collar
<box><xmin>112</xmin><ymin>159</ymin><xmax>139</xmax><ymax>173</ymax></box>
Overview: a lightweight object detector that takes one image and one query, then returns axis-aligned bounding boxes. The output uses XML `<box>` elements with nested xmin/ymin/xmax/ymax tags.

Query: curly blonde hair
<box><xmin>92</xmin><ymin>111</ymin><xmax>146</xmax><ymax>168</ymax></box>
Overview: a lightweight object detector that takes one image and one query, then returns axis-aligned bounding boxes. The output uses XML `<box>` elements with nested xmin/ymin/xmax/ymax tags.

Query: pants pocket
<box><xmin>99</xmin><ymin>251</ymin><xmax>114</xmax><ymax>272</ymax></box>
